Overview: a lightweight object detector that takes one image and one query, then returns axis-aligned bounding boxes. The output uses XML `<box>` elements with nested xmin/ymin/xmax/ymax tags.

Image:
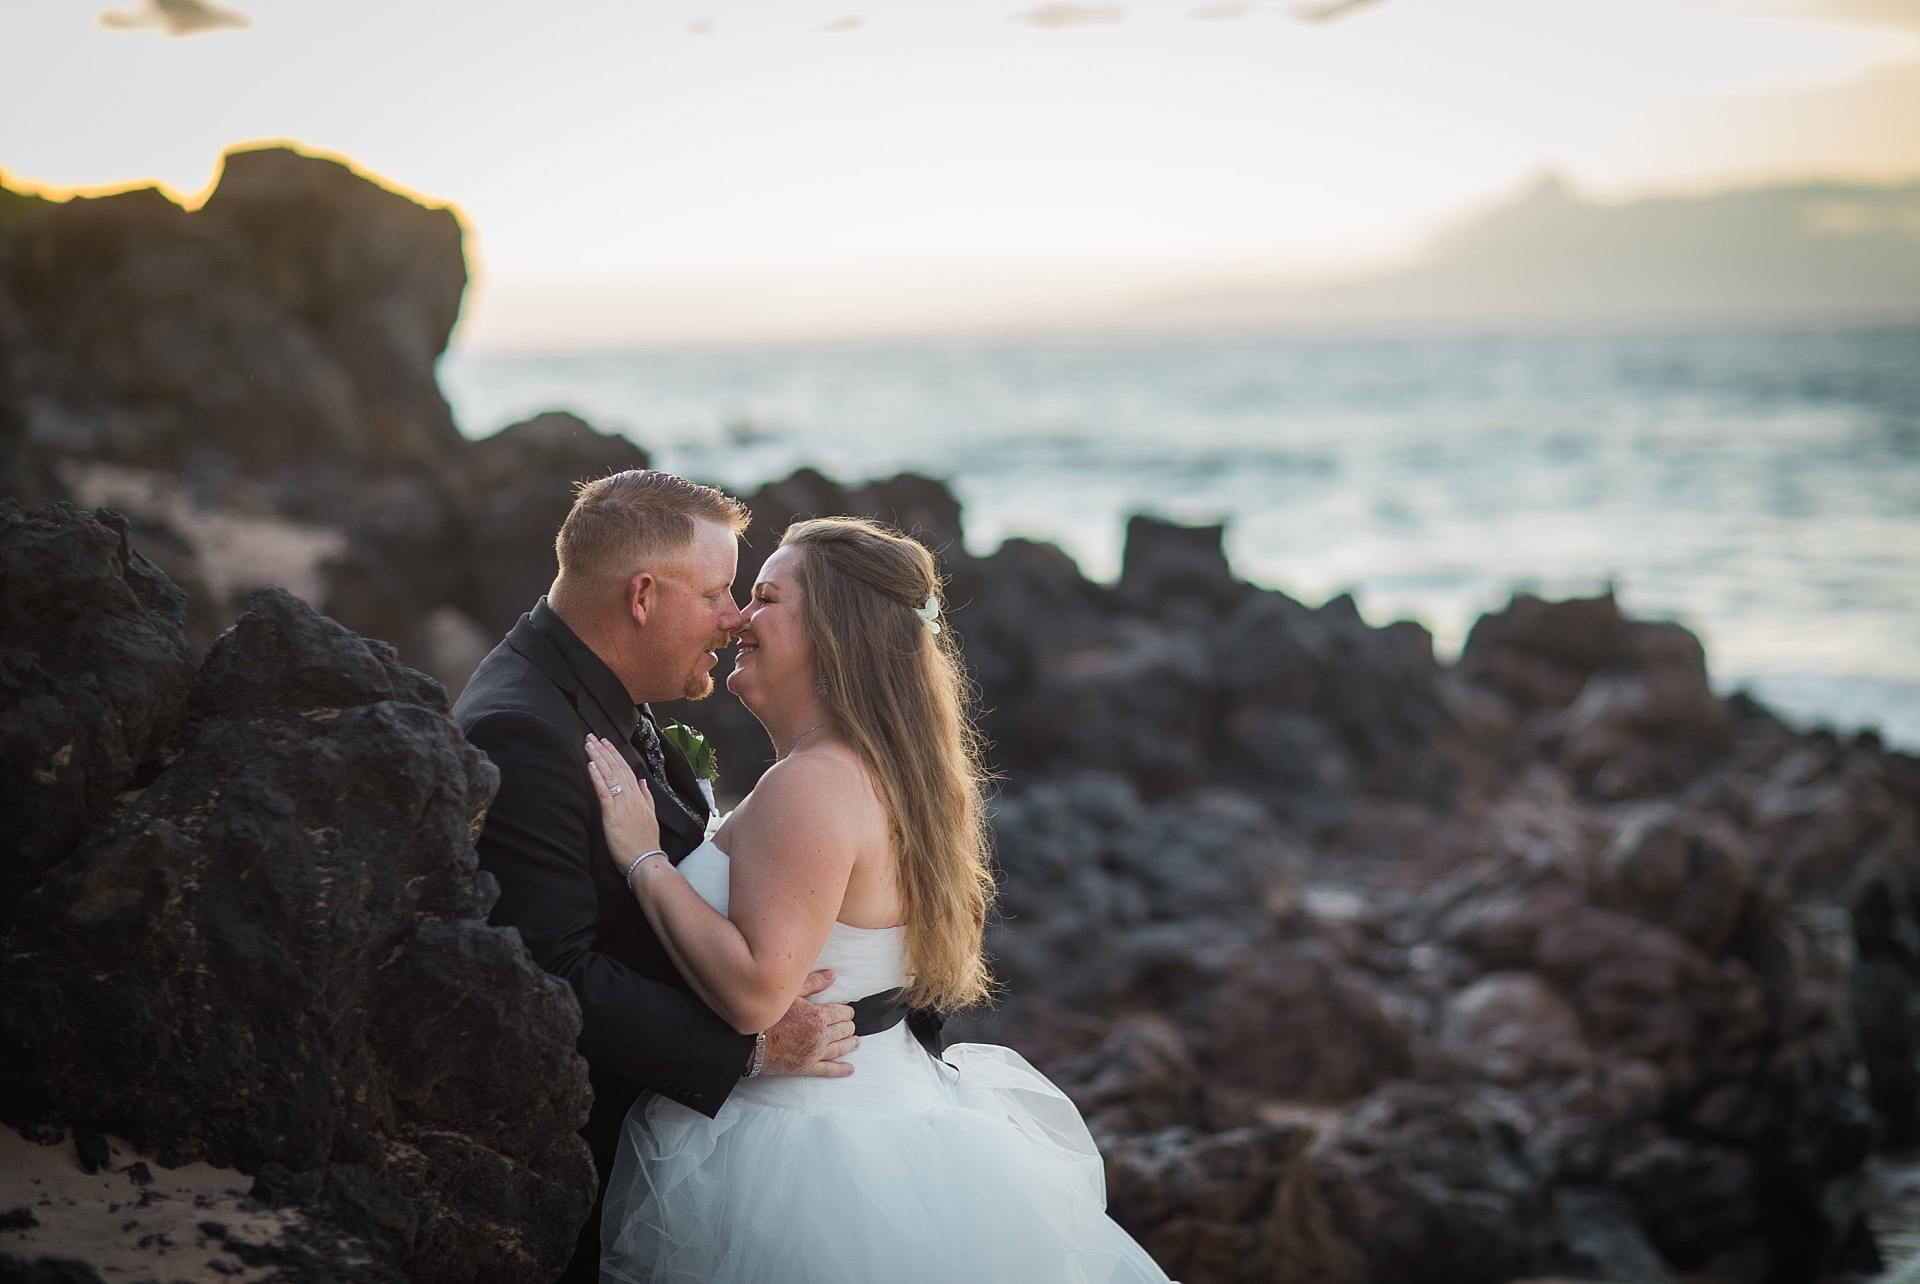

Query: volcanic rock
<box><xmin>0</xmin><ymin>502</ymin><xmax>191</xmax><ymax>933</ymax></box>
<box><xmin>461</xmin><ymin>410</ymin><xmax>652</xmax><ymax>633</ymax></box>
<box><xmin>0</xmin><ymin>535</ymin><xmax>594</xmax><ymax>1283</ymax></box>
<box><xmin>1273</xmin><ymin>1083</ymin><xmax>1555</xmax><ymax>1284</ymax></box>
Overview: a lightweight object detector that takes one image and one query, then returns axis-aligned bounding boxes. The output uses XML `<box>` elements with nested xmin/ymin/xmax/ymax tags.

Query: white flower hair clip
<box><xmin>914</xmin><ymin>594</ymin><xmax>942</xmax><ymax>635</ymax></box>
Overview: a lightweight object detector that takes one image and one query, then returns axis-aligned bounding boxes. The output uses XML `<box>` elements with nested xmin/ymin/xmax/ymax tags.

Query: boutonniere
<box><xmin>659</xmin><ymin>721</ymin><xmax>717</xmax><ymax>781</ymax></box>
<box><xmin>659</xmin><ymin>721</ymin><xmax>721</xmax><ymax>824</ymax></box>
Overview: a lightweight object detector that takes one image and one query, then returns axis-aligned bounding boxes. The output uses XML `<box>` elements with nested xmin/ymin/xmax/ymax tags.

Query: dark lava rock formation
<box><xmin>0</xmin><ymin>148</ymin><xmax>645</xmax><ymax>686</ymax></box>
<box><xmin>963</xmin><ymin>589</ymin><xmax>1916</xmax><ymax>1284</ymax></box>
<box><xmin>0</xmin><ymin>501</ymin><xmax>191</xmax><ymax>933</ymax></box>
<box><xmin>1</xmin><ymin>504</ymin><xmax>594</xmax><ymax>1283</ymax></box>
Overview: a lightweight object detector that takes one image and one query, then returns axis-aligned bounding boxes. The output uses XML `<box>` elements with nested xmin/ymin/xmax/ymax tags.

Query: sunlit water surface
<box><xmin>441</xmin><ymin>323</ymin><xmax>1920</xmax><ymax>748</ymax></box>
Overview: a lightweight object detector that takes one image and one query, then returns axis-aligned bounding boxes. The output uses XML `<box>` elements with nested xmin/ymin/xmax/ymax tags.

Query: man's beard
<box><xmin>680</xmin><ymin>635</ymin><xmax>732</xmax><ymax>701</ymax></box>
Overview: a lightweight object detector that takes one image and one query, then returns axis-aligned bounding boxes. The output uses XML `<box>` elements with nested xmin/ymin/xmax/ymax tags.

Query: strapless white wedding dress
<box><xmin>599</xmin><ymin>840</ymin><xmax>1175</xmax><ymax>1284</ymax></box>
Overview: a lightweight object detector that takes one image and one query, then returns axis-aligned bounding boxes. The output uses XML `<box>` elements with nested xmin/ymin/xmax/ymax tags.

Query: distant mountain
<box><xmin>1155</xmin><ymin>177</ymin><xmax>1920</xmax><ymax>326</ymax></box>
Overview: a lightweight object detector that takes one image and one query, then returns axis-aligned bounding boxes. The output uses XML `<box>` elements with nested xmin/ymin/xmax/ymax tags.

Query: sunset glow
<box><xmin>2</xmin><ymin>0</ymin><xmax>1914</xmax><ymax>345</ymax></box>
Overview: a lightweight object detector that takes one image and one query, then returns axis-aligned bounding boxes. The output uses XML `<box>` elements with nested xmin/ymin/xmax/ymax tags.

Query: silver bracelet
<box><xmin>622</xmin><ymin>848</ymin><xmax>667</xmax><ymax>886</ymax></box>
<box><xmin>743</xmin><ymin>1030</ymin><xmax>767</xmax><ymax>1079</ymax></box>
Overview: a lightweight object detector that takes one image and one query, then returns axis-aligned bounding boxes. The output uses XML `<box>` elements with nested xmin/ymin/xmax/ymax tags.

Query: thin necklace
<box><xmin>781</xmin><ymin>718</ymin><xmax>837</xmax><ymax>760</ymax></box>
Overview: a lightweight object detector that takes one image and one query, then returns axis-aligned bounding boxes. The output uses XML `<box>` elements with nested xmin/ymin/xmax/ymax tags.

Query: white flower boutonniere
<box><xmin>660</xmin><ymin>721</ymin><xmax>722</xmax><ymax>833</ymax></box>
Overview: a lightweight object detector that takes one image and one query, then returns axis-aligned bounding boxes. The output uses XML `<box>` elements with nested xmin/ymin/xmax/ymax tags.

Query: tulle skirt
<box><xmin>600</xmin><ymin>1028</ymin><xmax>1173</xmax><ymax>1284</ymax></box>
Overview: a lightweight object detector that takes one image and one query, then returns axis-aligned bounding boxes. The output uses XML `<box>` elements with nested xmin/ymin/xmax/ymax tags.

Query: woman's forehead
<box><xmin>756</xmin><ymin>546</ymin><xmax>803</xmax><ymax>587</ymax></box>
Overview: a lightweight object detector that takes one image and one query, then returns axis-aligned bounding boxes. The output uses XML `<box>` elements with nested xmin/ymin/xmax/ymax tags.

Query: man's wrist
<box><xmin>742</xmin><ymin>1030</ymin><xmax>767</xmax><ymax>1078</ymax></box>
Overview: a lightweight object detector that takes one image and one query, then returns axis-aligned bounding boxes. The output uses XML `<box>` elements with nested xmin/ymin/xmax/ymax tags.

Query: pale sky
<box><xmin>2</xmin><ymin>0</ymin><xmax>1916</xmax><ymax>345</ymax></box>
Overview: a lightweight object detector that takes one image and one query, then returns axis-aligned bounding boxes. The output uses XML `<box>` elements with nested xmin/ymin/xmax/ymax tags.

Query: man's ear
<box><xmin>627</xmin><ymin>571</ymin><xmax>656</xmax><ymax>627</ymax></box>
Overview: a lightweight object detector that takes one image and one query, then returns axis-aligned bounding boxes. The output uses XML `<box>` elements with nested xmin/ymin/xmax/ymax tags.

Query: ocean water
<box><xmin>439</xmin><ymin>322</ymin><xmax>1920</xmax><ymax>749</ymax></box>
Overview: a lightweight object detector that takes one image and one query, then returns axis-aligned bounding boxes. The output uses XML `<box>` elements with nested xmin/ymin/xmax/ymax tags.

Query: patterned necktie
<box><xmin>630</xmin><ymin>716</ymin><xmax>702</xmax><ymax>824</ymax></box>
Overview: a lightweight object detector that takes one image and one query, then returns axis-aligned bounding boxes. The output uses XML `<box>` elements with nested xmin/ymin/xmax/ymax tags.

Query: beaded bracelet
<box><xmin>622</xmin><ymin>848</ymin><xmax>667</xmax><ymax>886</ymax></box>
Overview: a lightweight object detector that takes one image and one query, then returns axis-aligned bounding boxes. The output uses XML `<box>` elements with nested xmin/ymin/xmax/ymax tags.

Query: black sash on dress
<box><xmin>849</xmin><ymin>987</ymin><xmax>946</xmax><ymax>1061</ymax></box>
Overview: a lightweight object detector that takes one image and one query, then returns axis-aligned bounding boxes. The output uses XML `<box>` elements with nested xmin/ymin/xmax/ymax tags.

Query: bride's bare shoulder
<box><xmin>731</xmin><ymin>746</ymin><xmax>883</xmax><ymax>843</ymax></box>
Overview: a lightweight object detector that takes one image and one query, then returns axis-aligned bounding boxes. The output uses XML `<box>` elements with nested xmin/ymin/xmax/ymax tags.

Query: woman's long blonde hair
<box><xmin>781</xmin><ymin>517</ymin><xmax>994</xmax><ymax>1013</ymax></box>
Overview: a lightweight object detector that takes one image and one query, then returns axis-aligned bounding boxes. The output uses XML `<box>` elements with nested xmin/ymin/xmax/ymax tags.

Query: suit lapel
<box><xmin>508</xmin><ymin>614</ymin><xmax>709</xmax><ymax>853</ymax></box>
<box><xmin>505</xmin><ymin>617</ymin><xmax>627</xmax><ymax>748</ymax></box>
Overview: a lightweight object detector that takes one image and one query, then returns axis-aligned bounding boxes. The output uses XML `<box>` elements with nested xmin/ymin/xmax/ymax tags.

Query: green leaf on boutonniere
<box><xmin>659</xmin><ymin>721</ymin><xmax>717</xmax><ymax>780</ymax></box>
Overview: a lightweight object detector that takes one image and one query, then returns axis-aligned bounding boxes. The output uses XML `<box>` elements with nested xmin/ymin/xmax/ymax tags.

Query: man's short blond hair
<box><xmin>555</xmin><ymin>470</ymin><xmax>750</xmax><ymax>586</ymax></box>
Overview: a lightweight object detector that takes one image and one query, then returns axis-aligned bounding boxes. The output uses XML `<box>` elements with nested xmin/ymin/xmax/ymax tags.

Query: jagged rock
<box><xmin>1458</xmin><ymin>591</ymin><xmax>1635</xmax><ymax>713</ymax></box>
<box><xmin>1436</xmin><ymin>971</ymin><xmax>1593</xmax><ymax>1087</ymax></box>
<box><xmin>1532</xmin><ymin>906</ymin><xmax>1726</xmax><ymax>1094</ymax></box>
<box><xmin>1049</xmin><ymin>1018</ymin><xmax>1208</xmax><ymax>1138</ymax></box>
<box><xmin>1593</xmin><ymin>803</ymin><xmax>1756</xmax><ymax>954</ymax></box>
<box><xmin>1606</xmin><ymin>1132</ymin><xmax>1760</xmax><ymax>1270</ymax></box>
<box><xmin>0</xmin><ymin>148</ymin><xmax>464</xmax><ymax>481</ymax></box>
<box><xmin>1180</xmin><ymin>942</ymin><xmax>1415</xmax><ymax>1104</ymax></box>
<box><xmin>1550</xmin><ymin>621</ymin><xmax>1736</xmax><ymax>796</ymax></box>
<box><xmin>1104</xmin><ymin>1120</ymin><xmax>1319</xmax><ymax>1284</ymax></box>
<box><xmin>1273</xmin><ymin>1083</ymin><xmax>1554</xmax><ymax>1284</ymax></box>
<box><xmin>993</xmin><ymin>776</ymin><xmax>1293</xmax><ymax>929</ymax></box>
<box><xmin>985</xmin><ymin>775</ymin><xmax>1295</xmax><ymax>1009</ymax></box>
<box><xmin>1848</xmin><ymin>851</ymin><xmax>1920</xmax><ymax>1145</ymax></box>
<box><xmin>0</xmin><ymin>502</ymin><xmax>191</xmax><ymax>933</ymax></box>
<box><xmin>1438</xmin><ymin>876</ymin><xmax>1592</xmax><ymax>972</ymax></box>
<box><xmin>1546</xmin><ymin>1185</ymin><xmax>1679</xmax><ymax>1283</ymax></box>
<box><xmin>945</xmin><ymin>518</ymin><xmax>1446</xmax><ymax>812</ymax></box>
<box><xmin>1116</xmin><ymin>515</ymin><xmax>1244</xmax><ymax>615</ymax></box>
<box><xmin>0</xmin><ymin>146</ymin><xmax>474</xmax><ymax>681</ymax></box>
<box><xmin>462</xmin><ymin>410</ymin><xmax>651</xmax><ymax>636</ymax></box>
<box><xmin>0</xmin><ymin>587</ymin><xmax>594</xmax><ymax>1283</ymax></box>
<box><xmin>665</xmin><ymin>495</ymin><xmax>1451</xmax><ymax>816</ymax></box>
<box><xmin>734</xmin><ymin>467</ymin><xmax>967</xmax><ymax>579</ymax></box>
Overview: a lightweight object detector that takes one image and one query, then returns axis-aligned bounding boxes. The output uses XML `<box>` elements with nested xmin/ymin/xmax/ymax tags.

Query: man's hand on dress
<box><xmin>761</xmin><ymin>969</ymin><xmax>858</xmax><ymax>1078</ymax></box>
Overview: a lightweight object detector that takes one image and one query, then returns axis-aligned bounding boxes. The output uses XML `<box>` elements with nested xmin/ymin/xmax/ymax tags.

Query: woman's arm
<box><xmin>587</xmin><ymin>735</ymin><xmax>858</xmax><ymax>1035</ymax></box>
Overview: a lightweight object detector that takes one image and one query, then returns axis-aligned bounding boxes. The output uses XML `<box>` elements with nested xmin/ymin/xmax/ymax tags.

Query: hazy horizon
<box><xmin>4</xmin><ymin>0</ymin><xmax>1918</xmax><ymax>346</ymax></box>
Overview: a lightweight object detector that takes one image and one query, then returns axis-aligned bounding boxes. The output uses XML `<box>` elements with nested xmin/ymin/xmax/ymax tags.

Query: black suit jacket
<box><xmin>453</xmin><ymin>600</ymin><xmax>753</xmax><ymax>1174</ymax></box>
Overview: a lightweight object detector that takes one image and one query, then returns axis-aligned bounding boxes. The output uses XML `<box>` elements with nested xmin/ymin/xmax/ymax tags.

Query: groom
<box><xmin>453</xmin><ymin>469</ymin><xmax>859</xmax><ymax>1284</ymax></box>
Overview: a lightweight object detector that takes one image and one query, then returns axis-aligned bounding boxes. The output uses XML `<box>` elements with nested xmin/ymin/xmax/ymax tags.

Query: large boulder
<box><xmin>1548</xmin><ymin>621</ymin><xmax>1736</xmax><ymax>796</ymax></box>
<box><xmin>0</xmin><ymin>576</ymin><xmax>594</xmax><ymax>1283</ymax></box>
<box><xmin>1116</xmin><ymin>515</ymin><xmax>1244</xmax><ymax>615</ymax></box>
<box><xmin>0</xmin><ymin>147</ymin><xmax>464</xmax><ymax>480</ymax></box>
<box><xmin>1592</xmin><ymin>803</ymin><xmax>1756</xmax><ymax>954</ymax></box>
<box><xmin>0</xmin><ymin>502</ymin><xmax>191</xmax><ymax>932</ymax></box>
<box><xmin>1272</xmin><ymin>1083</ymin><xmax>1555</xmax><ymax>1284</ymax></box>
<box><xmin>461</xmin><ymin>410</ymin><xmax>651</xmax><ymax>636</ymax></box>
<box><xmin>1104</xmin><ymin>1119</ymin><xmax>1320</xmax><ymax>1284</ymax></box>
<box><xmin>0</xmin><ymin>147</ymin><xmax>477</xmax><ymax>681</ymax></box>
<box><xmin>1435</xmin><ymin>971</ymin><xmax>1594</xmax><ymax>1087</ymax></box>
<box><xmin>1457</xmin><ymin>591</ymin><xmax>1635</xmax><ymax>714</ymax></box>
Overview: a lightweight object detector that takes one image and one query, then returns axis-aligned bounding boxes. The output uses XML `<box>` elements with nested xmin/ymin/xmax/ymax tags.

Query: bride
<box><xmin>584</xmin><ymin>516</ymin><xmax>1174</xmax><ymax>1284</ymax></box>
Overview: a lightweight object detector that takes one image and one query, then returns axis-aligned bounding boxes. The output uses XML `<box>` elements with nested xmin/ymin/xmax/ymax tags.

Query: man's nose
<box><xmin>720</xmin><ymin>597</ymin><xmax>746</xmax><ymax>633</ymax></box>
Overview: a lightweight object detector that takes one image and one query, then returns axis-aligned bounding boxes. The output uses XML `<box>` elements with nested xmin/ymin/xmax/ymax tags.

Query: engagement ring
<box><xmin>609</xmin><ymin>784</ymin><xmax>623</xmax><ymax>796</ymax></box>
